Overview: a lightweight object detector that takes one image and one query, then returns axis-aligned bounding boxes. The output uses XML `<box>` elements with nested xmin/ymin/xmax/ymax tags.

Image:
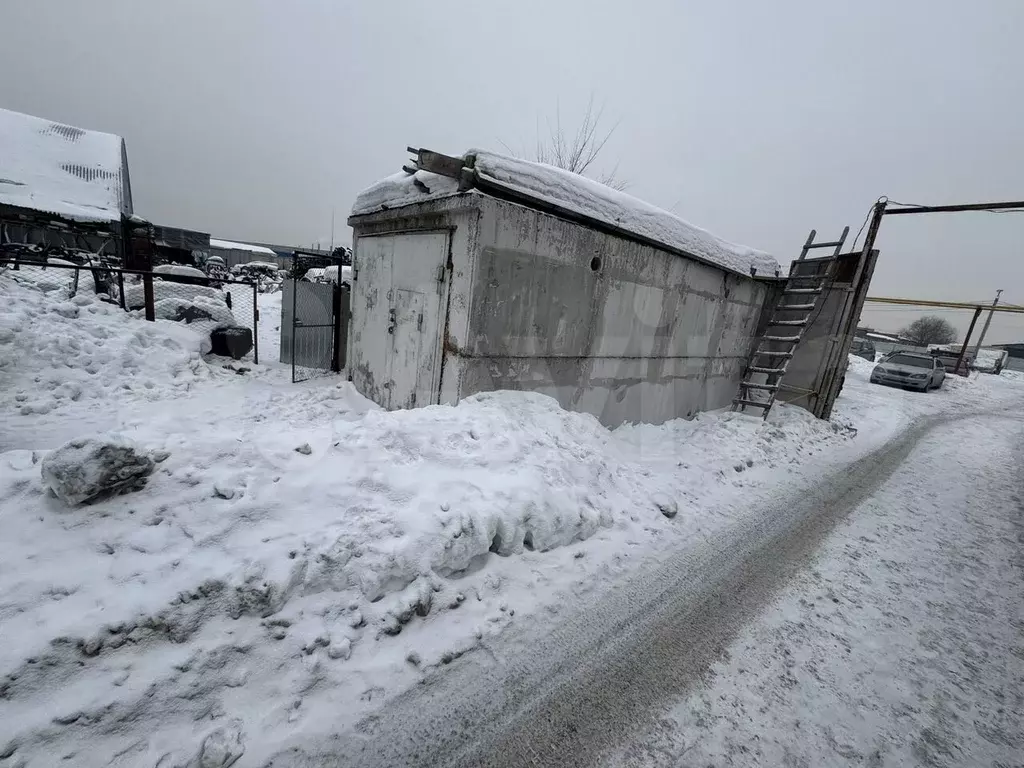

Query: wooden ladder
<box><xmin>732</xmin><ymin>226</ymin><xmax>850</xmax><ymax>419</ymax></box>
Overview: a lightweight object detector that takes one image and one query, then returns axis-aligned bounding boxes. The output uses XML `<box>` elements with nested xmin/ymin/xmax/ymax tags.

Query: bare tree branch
<box><xmin>510</xmin><ymin>97</ymin><xmax>628</xmax><ymax>191</ymax></box>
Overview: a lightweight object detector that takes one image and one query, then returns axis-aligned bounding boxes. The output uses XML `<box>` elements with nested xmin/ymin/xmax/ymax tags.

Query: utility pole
<box><xmin>971</xmin><ymin>289</ymin><xmax>1003</xmax><ymax>366</ymax></box>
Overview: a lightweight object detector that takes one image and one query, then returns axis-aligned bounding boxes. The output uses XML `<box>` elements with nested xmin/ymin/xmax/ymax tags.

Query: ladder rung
<box><xmin>754</xmin><ymin>351</ymin><xmax>794</xmax><ymax>358</ymax></box>
<box><xmin>768</xmin><ymin>319</ymin><xmax>807</xmax><ymax>327</ymax></box>
<box><xmin>742</xmin><ymin>381</ymin><xmax>779</xmax><ymax>391</ymax></box>
<box><xmin>762</xmin><ymin>335</ymin><xmax>801</xmax><ymax>343</ymax></box>
<box><xmin>784</xmin><ymin>288</ymin><xmax>821</xmax><ymax>294</ymax></box>
<box><xmin>748</xmin><ymin>365</ymin><xmax>787</xmax><ymax>374</ymax></box>
<box><xmin>776</xmin><ymin>303</ymin><xmax>815</xmax><ymax>311</ymax></box>
<box><xmin>733</xmin><ymin>398</ymin><xmax>772</xmax><ymax>409</ymax></box>
<box><xmin>805</xmin><ymin>240</ymin><xmax>844</xmax><ymax>249</ymax></box>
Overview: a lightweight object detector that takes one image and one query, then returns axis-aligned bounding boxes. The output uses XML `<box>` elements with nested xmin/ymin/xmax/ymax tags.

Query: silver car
<box><xmin>870</xmin><ymin>352</ymin><xmax>946</xmax><ymax>392</ymax></box>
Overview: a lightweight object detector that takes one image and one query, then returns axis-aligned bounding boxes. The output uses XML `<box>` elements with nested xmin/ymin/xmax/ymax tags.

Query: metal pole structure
<box><xmin>881</xmin><ymin>200</ymin><xmax>1024</xmax><ymax>215</ymax></box>
<box><xmin>970</xmin><ymin>289</ymin><xmax>1002</xmax><ymax>364</ymax></box>
<box><xmin>850</xmin><ymin>198</ymin><xmax>888</xmax><ymax>291</ymax></box>
<box><xmin>954</xmin><ymin>307</ymin><xmax>983</xmax><ymax>376</ymax></box>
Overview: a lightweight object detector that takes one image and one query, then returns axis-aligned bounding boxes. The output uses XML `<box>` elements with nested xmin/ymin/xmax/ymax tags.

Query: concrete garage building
<box><xmin>347</xmin><ymin>149</ymin><xmax>781</xmax><ymax>427</ymax></box>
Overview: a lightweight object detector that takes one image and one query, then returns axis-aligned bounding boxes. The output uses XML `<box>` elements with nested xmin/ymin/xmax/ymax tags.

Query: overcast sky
<box><xmin>3</xmin><ymin>0</ymin><xmax>1023</xmax><ymax>340</ymax></box>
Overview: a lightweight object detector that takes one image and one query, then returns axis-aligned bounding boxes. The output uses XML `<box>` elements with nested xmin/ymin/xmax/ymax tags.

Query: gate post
<box><xmin>252</xmin><ymin>282</ymin><xmax>260</xmax><ymax>365</ymax></box>
<box><xmin>333</xmin><ymin>284</ymin><xmax>350</xmax><ymax>372</ymax></box>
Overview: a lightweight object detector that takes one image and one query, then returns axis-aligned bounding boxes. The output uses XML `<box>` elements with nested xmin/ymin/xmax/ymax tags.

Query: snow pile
<box><xmin>0</xmin><ymin>381</ymin><xmax>869</xmax><ymax>765</ymax></box>
<box><xmin>0</xmin><ymin>106</ymin><xmax>129</xmax><ymax>222</ymax></box>
<box><xmin>152</xmin><ymin>295</ymin><xmax>238</xmax><ymax>334</ymax></box>
<box><xmin>153</xmin><ymin>263</ymin><xmax>207</xmax><ymax>280</ymax></box>
<box><xmin>123</xmin><ymin>278</ymin><xmax>226</xmax><ymax>310</ymax></box>
<box><xmin>351</xmin><ymin>169</ymin><xmax>461</xmax><ymax>215</ymax></box>
<box><xmin>0</xmin><ymin>277</ymin><xmax>211</xmax><ymax>417</ymax></box>
<box><xmin>351</xmin><ymin>149</ymin><xmax>779</xmax><ymax>277</ymax></box>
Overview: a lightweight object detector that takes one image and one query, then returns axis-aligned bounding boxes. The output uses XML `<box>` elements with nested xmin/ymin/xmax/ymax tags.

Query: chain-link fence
<box><xmin>0</xmin><ymin>251</ymin><xmax>261</xmax><ymax>363</ymax></box>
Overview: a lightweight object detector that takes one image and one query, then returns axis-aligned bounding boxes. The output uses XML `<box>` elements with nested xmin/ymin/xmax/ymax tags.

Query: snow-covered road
<box><xmin>269</xmin><ymin>410</ymin><xmax>1024</xmax><ymax>768</ymax></box>
<box><xmin>605</xmin><ymin>412</ymin><xmax>1024</xmax><ymax>768</ymax></box>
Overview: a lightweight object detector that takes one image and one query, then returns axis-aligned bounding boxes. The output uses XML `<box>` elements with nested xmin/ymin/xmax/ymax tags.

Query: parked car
<box><xmin>850</xmin><ymin>337</ymin><xmax>876</xmax><ymax>361</ymax></box>
<box><xmin>929</xmin><ymin>348</ymin><xmax>972</xmax><ymax>376</ymax></box>
<box><xmin>870</xmin><ymin>352</ymin><xmax>946</xmax><ymax>392</ymax></box>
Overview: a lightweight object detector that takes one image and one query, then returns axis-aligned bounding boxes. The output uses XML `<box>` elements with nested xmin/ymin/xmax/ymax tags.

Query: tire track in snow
<box><xmin>266</xmin><ymin>409</ymin><xmax>1019</xmax><ymax>768</ymax></box>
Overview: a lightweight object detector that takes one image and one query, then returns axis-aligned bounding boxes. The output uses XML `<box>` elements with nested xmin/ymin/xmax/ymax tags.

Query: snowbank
<box><xmin>352</xmin><ymin>149</ymin><xmax>779</xmax><ymax>277</ymax></box>
<box><xmin>123</xmin><ymin>279</ymin><xmax>225</xmax><ymax>310</ymax></box>
<box><xmin>3</xmin><ymin>274</ymin><xmax>1024</xmax><ymax>766</ymax></box>
<box><xmin>0</xmin><ymin>278</ymin><xmax>211</xmax><ymax>417</ymax></box>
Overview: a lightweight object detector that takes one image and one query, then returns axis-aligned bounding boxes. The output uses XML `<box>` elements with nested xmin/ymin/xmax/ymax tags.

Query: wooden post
<box><xmin>143</xmin><ymin>273</ymin><xmax>155</xmax><ymax>321</ymax></box>
<box><xmin>117</xmin><ymin>271</ymin><xmax>126</xmax><ymax>310</ymax></box>
<box><xmin>954</xmin><ymin>307</ymin><xmax>982</xmax><ymax>376</ymax></box>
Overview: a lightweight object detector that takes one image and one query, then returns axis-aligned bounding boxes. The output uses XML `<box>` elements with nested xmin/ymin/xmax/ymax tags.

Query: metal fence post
<box><xmin>331</xmin><ymin>283</ymin><xmax>342</xmax><ymax>372</ymax></box>
<box><xmin>252</xmin><ymin>282</ymin><xmax>259</xmax><ymax>365</ymax></box>
<box><xmin>291</xmin><ymin>254</ymin><xmax>298</xmax><ymax>383</ymax></box>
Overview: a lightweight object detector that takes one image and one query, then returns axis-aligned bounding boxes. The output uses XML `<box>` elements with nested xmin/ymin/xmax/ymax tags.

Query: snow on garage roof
<box><xmin>0</xmin><ymin>107</ymin><xmax>131</xmax><ymax>223</ymax></box>
<box><xmin>209</xmin><ymin>238</ymin><xmax>278</xmax><ymax>256</ymax></box>
<box><xmin>351</xmin><ymin>149</ymin><xmax>780</xmax><ymax>278</ymax></box>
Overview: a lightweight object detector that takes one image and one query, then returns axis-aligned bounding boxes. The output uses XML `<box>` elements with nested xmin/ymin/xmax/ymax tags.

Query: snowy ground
<box><xmin>1</xmin><ymin>274</ymin><xmax>1022</xmax><ymax>767</ymax></box>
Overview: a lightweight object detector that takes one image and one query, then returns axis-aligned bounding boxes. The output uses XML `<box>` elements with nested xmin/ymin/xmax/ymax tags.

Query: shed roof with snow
<box><xmin>351</xmin><ymin>149</ymin><xmax>779</xmax><ymax>278</ymax></box>
<box><xmin>0</xmin><ymin>107</ymin><xmax>132</xmax><ymax>223</ymax></box>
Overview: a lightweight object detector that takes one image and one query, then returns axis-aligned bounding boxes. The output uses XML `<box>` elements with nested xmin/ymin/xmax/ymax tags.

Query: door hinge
<box><xmin>417</xmin><ymin>313</ymin><xmax>423</xmax><ymax>331</ymax></box>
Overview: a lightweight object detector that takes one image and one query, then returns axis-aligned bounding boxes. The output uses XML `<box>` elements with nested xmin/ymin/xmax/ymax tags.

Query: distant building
<box><xmin>209</xmin><ymin>238</ymin><xmax>281</xmax><ymax>269</ymax></box>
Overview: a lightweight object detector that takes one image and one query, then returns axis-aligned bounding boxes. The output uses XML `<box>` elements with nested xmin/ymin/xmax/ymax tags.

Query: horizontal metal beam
<box><xmin>865</xmin><ymin>296</ymin><xmax>1024</xmax><ymax>314</ymax></box>
<box><xmin>884</xmin><ymin>200</ymin><xmax>1024</xmax><ymax>215</ymax></box>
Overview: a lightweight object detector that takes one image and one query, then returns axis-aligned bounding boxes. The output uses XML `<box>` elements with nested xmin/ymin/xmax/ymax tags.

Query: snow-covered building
<box><xmin>347</xmin><ymin>148</ymin><xmax>782</xmax><ymax>427</ymax></box>
<box><xmin>0</xmin><ymin>107</ymin><xmax>133</xmax><ymax>253</ymax></box>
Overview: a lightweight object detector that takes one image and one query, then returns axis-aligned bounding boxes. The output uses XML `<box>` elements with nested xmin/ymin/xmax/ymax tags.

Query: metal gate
<box><xmin>280</xmin><ymin>253</ymin><xmax>351</xmax><ymax>383</ymax></box>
